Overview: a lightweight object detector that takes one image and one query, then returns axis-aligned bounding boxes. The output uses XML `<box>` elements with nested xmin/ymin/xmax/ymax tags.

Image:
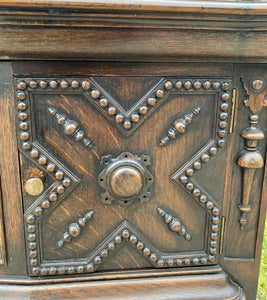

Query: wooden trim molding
<box><xmin>0</xmin><ymin>176</ymin><xmax>7</xmax><ymax>265</ymax></box>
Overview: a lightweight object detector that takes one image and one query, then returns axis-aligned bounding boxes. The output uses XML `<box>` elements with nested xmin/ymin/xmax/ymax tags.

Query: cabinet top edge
<box><xmin>1</xmin><ymin>0</ymin><xmax>267</xmax><ymax>16</ymax></box>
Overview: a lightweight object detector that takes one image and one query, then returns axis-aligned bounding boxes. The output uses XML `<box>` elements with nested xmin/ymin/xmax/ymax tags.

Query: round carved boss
<box><xmin>98</xmin><ymin>152</ymin><xmax>153</xmax><ymax>205</ymax></box>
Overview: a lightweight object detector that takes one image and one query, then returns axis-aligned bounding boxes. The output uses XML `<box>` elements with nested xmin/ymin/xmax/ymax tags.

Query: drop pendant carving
<box><xmin>237</xmin><ymin>77</ymin><xmax>266</xmax><ymax>230</ymax></box>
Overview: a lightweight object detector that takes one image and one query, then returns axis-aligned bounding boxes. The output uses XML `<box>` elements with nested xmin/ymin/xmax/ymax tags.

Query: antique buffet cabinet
<box><xmin>0</xmin><ymin>1</ymin><xmax>266</xmax><ymax>299</ymax></box>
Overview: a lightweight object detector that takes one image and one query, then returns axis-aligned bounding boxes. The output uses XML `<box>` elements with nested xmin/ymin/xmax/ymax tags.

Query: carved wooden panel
<box><xmin>15</xmin><ymin>76</ymin><xmax>232</xmax><ymax>277</ymax></box>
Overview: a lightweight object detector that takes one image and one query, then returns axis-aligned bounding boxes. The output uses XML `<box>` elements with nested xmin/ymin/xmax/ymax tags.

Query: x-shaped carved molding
<box><xmin>15</xmin><ymin>76</ymin><xmax>232</xmax><ymax>276</ymax></box>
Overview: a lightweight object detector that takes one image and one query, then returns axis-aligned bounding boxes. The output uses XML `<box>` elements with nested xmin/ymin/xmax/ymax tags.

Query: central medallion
<box><xmin>98</xmin><ymin>152</ymin><xmax>153</xmax><ymax>205</ymax></box>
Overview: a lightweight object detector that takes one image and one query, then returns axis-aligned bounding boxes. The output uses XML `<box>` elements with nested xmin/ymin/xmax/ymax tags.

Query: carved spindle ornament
<box><xmin>159</xmin><ymin>107</ymin><xmax>201</xmax><ymax>147</ymax></box>
<box><xmin>48</xmin><ymin>107</ymin><xmax>93</xmax><ymax>148</ymax></box>
<box><xmin>237</xmin><ymin>115</ymin><xmax>264</xmax><ymax>230</ymax></box>
<box><xmin>157</xmin><ymin>207</ymin><xmax>191</xmax><ymax>241</ymax></box>
<box><xmin>57</xmin><ymin>210</ymin><xmax>94</xmax><ymax>248</ymax></box>
<box><xmin>237</xmin><ymin>76</ymin><xmax>266</xmax><ymax>230</ymax></box>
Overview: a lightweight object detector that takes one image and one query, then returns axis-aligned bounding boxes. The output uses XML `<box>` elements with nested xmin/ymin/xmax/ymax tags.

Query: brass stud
<box><xmin>34</xmin><ymin>206</ymin><xmax>43</xmax><ymax>217</ymax></box>
<box><xmin>193</xmin><ymin>161</ymin><xmax>202</xmax><ymax>170</ymax></box>
<box><xmin>179</xmin><ymin>175</ymin><xmax>188</xmax><ymax>184</ymax></box>
<box><xmin>175</xmin><ymin>81</ymin><xmax>182</xmax><ymax>90</ymax></box>
<box><xmin>86</xmin><ymin>263</ymin><xmax>95</xmax><ymax>272</ymax></box>
<box><xmin>71</xmin><ymin>80</ymin><xmax>79</xmax><ymax>89</ymax></box>
<box><xmin>200</xmin><ymin>195</ymin><xmax>207</xmax><ymax>204</ymax></box>
<box><xmin>220</xmin><ymin>103</ymin><xmax>229</xmax><ymax>111</ymax></box>
<box><xmin>184</xmin><ymin>258</ymin><xmax>191</xmax><ymax>265</ymax></box>
<box><xmin>108</xmin><ymin>107</ymin><xmax>116</xmax><ymax>115</ymax></box>
<box><xmin>186</xmin><ymin>182</ymin><xmax>194</xmax><ymax>191</ymax></box>
<box><xmin>192</xmin><ymin>258</ymin><xmax>199</xmax><ymax>265</ymax></box>
<box><xmin>60</xmin><ymin>80</ymin><xmax>68</xmax><ymax>89</ymax></box>
<box><xmin>217</xmin><ymin>139</ymin><xmax>226</xmax><ymax>147</ymax></box>
<box><xmin>29</xmin><ymin>250</ymin><xmax>37</xmax><ymax>258</ymax></box>
<box><xmin>17</xmin><ymin>102</ymin><xmax>27</xmax><ymax>110</ymax></box>
<box><xmin>157</xmin><ymin>259</ymin><xmax>164</xmax><ymax>267</ymax></box>
<box><xmin>101</xmin><ymin>249</ymin><xmax>109</xmax><ymax>258</ymax></box>
<box><xmin>164</xmin><ymin>81</ymin><xmax>173</xmax><ymax>90</ymax></box>
<box><xmin>150</xmin><ymin>253</ymin><xmax>157</xmax><ymax>263</ymax></box>
<box><xmin>22</xmin><ymin>142</ymin><xmax>31</xmax><ymax>150</ymax></box>
<box><xmin>39</xmin><ymin>80</ymin><xmax>47</xmax><ymax>89</ymax></box>
<box><xmin>29</xmin><ymin>80</ymin><xmax>37</xmax><ymax>89</ymax></box>
<box><xmin>193</xmin><ymin>81</ymin><xmax>201</xmax><ymax>89</ymax></box>
<box><xmin>29</xmin><ymin>242</ymin><xmax>37</xmax><ymax>250</ymax></box>
<box><xmin>63</xmin><ymin>177</ymin><xmax>71</xmax><ymax>187</ymax></box>
<box><xmin>49</xmin><ymin>80</ymin><xmax>58</xmax><ymax>89</ymax></box>
<box><xmin>212</xmin><ymin>216</ymin><xmax>220</xmax><ymax>224</ymax></box>
<box><xmin>143</xmin><ymin>247</ymin><xmax>151</xmax><ymax>256</ymax></box>
<box><xmin>41</xmin><ymin>200</ymin><xmax>50</xmax><ymax>209</ymax></box>
<box><xmin>19</xmin><ymin>122</ymin><xmax>28</xmax><ymax>130</ymax></box>
<box><xmin>218</xmin><ymin>130</ymin><xmax>226</xmax><ymax>138</ymax></box>
<box><xmin>77</xmin><ymin>266</ymin><xmax>84</xmax><ymax>273</ymax></box>
<box><xmin>49</xmin><ymin>192</ymin><xmax>58</xmax><ymax>202</ymax></box>
<box><xmin>210</xmin><ymin>240</ymin><xmax>218</xmax><ymax>247</ymax></box>
<box><xmin>55</xmin><ymin>170</ymin><xmax>64</xmax><ymax>180</ymax></box>
<box><xmin>221</xmin><ymin>93</ymin><xmax>230</xmax><ymax>101</ymax></box>
<box><xmin>27</xmin><ymin>224</ymin><xmax>36</xmax><ymax>233</ymax></box>
<box><xmin>206</xmin><ymin>201</ymin><xmax>214</xmax><ymax>210</ymax></box>
<box><xmin>82</xmin><ymin>80</ymin><xmax>90</xmax><ymax>90</ymax></box>
<box><xmin>156</xmin><ymin>89</ymin><xmax>164</xmax><ymax>98</ymax></box>
<box><xmin>222</xmin><ymin>83</ymin><xmax>230</xmax><ymax>91</ymax></box>
<box><xmin>20</xmin><ymin>131</ymin><xmax>29</xmax><ymax>141</ymax></box>
<box><xmin>28</xmin><ymin>234</ymin><xmax>36</xmax><ymax>242</ymax></box>
<box><xmin>211</xmin><ymin>233</ymin><xmax>218</xmax><ymax>240</ymax></box>
<box><xmin>176</xmin><ymin>259</ymin><xmax>183</xmax><ymax>266</ymax></box>
<box><xmin>131</xmin><ymin>114</ymin><xmax>140</xmax><ymax>123</ymax></box>
<box><xmin>30</xmin><ymin>258</ymin><xmax>38</xmax><ymax>267</ymax></box>
<box><xmin>58</xmin><ymin>267</ymin><xmax>66</xmax><ymax>275</ymax></box>
<box><xmin>186</xmin><ymin>168</ymin><xmax>194</xmax><ymax>176</ymax></box>
<box><xmin>25</xmin><ymin>178</ymin><xmax>44</xmax><ymax>196</ymax></box>
<box><xmin>108</xmin><ymin>242</ymin><xmax>115</xmax><ymax>251</ymax></box>
<box><xmin>130</xmin><ymin>235</ymin><xmax>137</xmax><ymax>244</ymax></box>
<box><xmin>192</xmin><ymin>188</ymin><xmax>201</xmax><ymax>197</ymax></box>
<box><xmin>91</xmin><ymin>90</ymin><xmax>100</xmax><ymax>99</ymax></box>
<box><xmin>212</xmin><ymin>225</ymin><xmax>219</xmax><ymax>232</ymax></box>
<box><xmin>123</xmin><ymin>120</ymin><xmax>131</xmax><ymax>129</ymax></box>
<box><xmin>184</xmin><ymin>80</ymin><xmax>192</xmax><ymax>90</ymax></box>
<box><xmin>147</xmin><ymin>97</ymin><xmax>156</xmax><ymax>106</ymax></box>
<box><xmin>200</xmin><ymin>257</ymin><xmax>208</xmax><ymax>265</ymax></box>
<box><xmin>67</xmin><ymin>267</ymin><xmax>75</xmax><ymax>274</ymax></box>
<box><xmin>31</xmin><ymin>267</ymin><xmax>40</xmax><ymax>275</ymax></box>
<box><xmin>94</xmin><ymin>256</ymin><xmax>102</xmax><ymax>265</ymax></box>
<box><xmin>26</xmin><ymin>215</ymin><xmax>35</xmax><ymax>224</ymax></box>
<box><xmin>18</xmin><ymin>112</ymin><xmax>28</xmax><ymax>120</ymax></box>
<box><xmin>47</xmin><ymin>163</ymin><xmax>55</xmax><ymax>173</ymax></box>
<box><xmin>212</xmin><ymin>207</ymin><xmax>220</xmax><ymax>216</ymax></box>
<box><xmin>99</xmin><ymin>98</ymin><xmax>108</xmax><ymax>107</ymax></box>
<box><xmin>219</xmin><ymin>121</ymin><xmax>227</xmax><ymax>129</ymax></box>
<box><xmin>201</xmin><ymin>154</ymin><xmax>210</xmax><ymax>163</ymax></box>
<box><xmin>30</xmin><ymin>148</ymin><xmax>39</xmax><ymax>158</ymax></box>
<box><xmin>209</xmin><ymin>248</ymin><xmax>217</xmax><ymax>255</ymax></box>
<box><xmin>57</xmin><ymin>185</ymin><xmax>64</xmax><ymax>194</ymax></box>
<box><xmin>220</xmin><ymin>112</ymin><xmax>228</xmax><ymax>120</ymax></box>
<box><xmin>115</xmin><ymin>114</ymin><xmax>124</xmax><ymax>123</ymax></box>
<box><xmin>122</xmin><ymin>230</ymin><xmax>130</xmax><ymax>239</ymax></box>
<box><xmin>136</xmin><ymin>241</ymin><xmax>144</xmax><ymax>250</ymax></box>
<box><xmin>210</xmin><ymin>147</ymin><xmax>218</xmax><ymax>155</ymax></box>
<box><xmin>139</xmin><ymin>106</ymin><xmax>148</xmax><ymax>115</ymax></box>
<box><xmin>38</xmin><ymin>156</ymin><xmax>47</xmax><ymax>165</ymax></box>
<box><xmin>115</xmin><ymin>235</ymin><xmax>122</xmax><ymax>244</ymax></box>
<box><xmin>213</xmin><ymin>82</ymin><xmax>221</xmax><ymax>90</ymax></box>
<box><xmin>17</xmin><ymin>81</ymin><xmax>27</xmax><ymax>90</ymax></box>
<box><xmin>203</xmin><ymin>81</ymin><xmax>211</xmax><ymax>89</ymax></box>
<box><xmin>167</xmin><ymin>259</ymin><xmax>174</xmax><ymax>267</ymax></box>
<box><xmin>49</xmin><ymin>267</ymin><xmax>57</xmax><ymax>275</ymax></box>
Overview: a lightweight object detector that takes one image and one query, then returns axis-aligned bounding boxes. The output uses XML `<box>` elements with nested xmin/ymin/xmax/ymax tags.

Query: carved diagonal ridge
<box><xmin>170</xmin><ymin>78</ymin><xmax>233</xmax><ymax>260</ymax></box>
<box><xmin>30</xmin><ymin>220</ymin><xmax>215</xmax><ymax>276</ymax></box>
<box><xmin>15</xmin><ymin>79</ymin><xmax>81</xmax><ymax>276</ymax></box>
<box><xmin>16</xmin><ymin>77</ymin><xmax>231</xmax><ymax>137</ymax></box>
